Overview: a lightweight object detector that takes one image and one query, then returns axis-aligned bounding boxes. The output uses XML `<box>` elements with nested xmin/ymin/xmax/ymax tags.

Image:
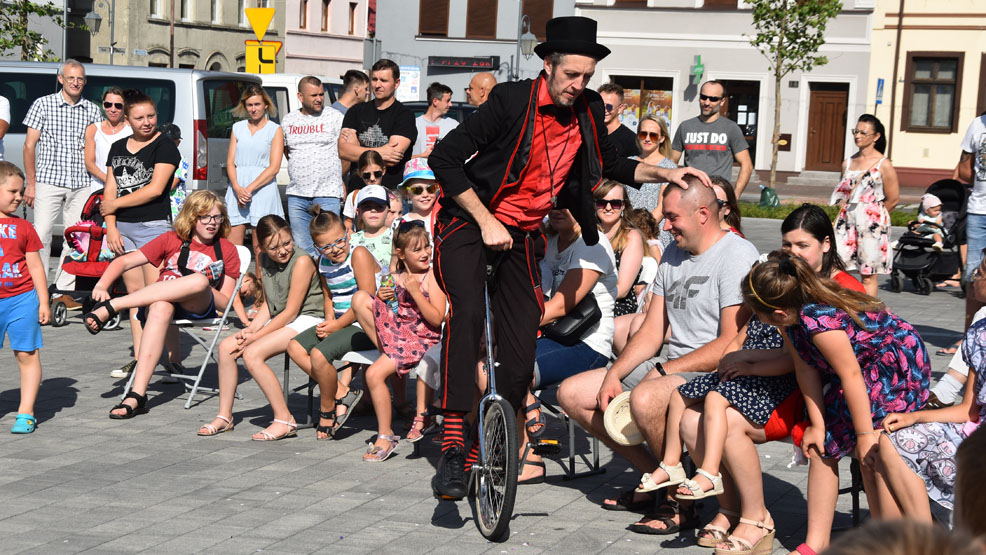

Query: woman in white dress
<box><xmin>85</xmin><ymin>87</ymin><xmax>132</xmax><ymax>192</ymax></box>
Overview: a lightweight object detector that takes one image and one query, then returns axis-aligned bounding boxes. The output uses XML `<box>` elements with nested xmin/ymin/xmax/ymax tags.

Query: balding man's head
<box><xmin>661</xmin><ymin>179</ymin><xmax>720</xmax><ymax>253</ymax></box>
<box><xmin>467</xmin><ymin>72</ymin><xmax>497</xmax><ymax>106</ymax></box>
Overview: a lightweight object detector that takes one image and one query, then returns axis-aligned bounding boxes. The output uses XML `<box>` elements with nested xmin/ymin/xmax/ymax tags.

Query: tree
<box><xmin>748</xmin><ymin>0</ymin><xmax>842</xmax><ymax>188</ymax></box>
<box><xmin>0</xmin><ymin>0</ymin><xmax>73</xmax><ymax>62</ymax></box>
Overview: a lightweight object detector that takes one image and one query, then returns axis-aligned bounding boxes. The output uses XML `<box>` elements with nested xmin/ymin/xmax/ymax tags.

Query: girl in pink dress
<box><xmin>352</xmin><ymin>222</ymin><xmax>446</xmax><ymax>461</ymax></box>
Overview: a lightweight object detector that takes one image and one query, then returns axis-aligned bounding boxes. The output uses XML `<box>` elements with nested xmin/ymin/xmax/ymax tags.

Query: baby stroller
<box><xmin>889</xmin><ymin>178</ymin><xmax>967</xmax><ymax>296</ymax></box>
<box><xmin>48</xmin><ymin>189</ymin><xmax>127</xmax><ymax>327</ymax></box>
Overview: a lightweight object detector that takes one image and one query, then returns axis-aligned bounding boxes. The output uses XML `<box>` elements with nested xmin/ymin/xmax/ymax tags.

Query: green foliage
<box><xmin>748</xmin><ymin>0</ymin><xmax>844</xmax><ymax>78</ymax></box>
<box><xmin>0</xmin><ymin>0</ymin><xmax>77</xmax><ymax>62</ymax></box>
<box><xmin>739</xmin><ymin>201</ymin><xmax>917</xmax><ymax>227</ymax></box>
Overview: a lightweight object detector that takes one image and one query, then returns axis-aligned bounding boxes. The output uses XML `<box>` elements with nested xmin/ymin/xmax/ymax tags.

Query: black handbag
<box><xmin>541</xmin><ymin>293</ymin><xmax>602</xmax><ymax>347</ymax></box>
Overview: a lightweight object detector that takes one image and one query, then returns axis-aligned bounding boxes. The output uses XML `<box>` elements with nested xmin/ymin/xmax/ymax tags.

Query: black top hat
<box><xmin>534</xmin><ymin>16</ymin><xmax>611</xmax><ymax>61</ymax></box>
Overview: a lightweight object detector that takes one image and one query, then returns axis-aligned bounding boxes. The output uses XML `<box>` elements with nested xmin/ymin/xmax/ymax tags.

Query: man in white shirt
<box><xmin>412</xmin><ymin>82</ymin><xmax>458</xmax><ymax>158</ymax></box>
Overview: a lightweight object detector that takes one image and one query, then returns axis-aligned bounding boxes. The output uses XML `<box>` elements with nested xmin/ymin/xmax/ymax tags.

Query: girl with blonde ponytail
<box><xmin>744</xmin><ymin>253</ymin><xmax>930</xmax><ymax>554</ymax></box>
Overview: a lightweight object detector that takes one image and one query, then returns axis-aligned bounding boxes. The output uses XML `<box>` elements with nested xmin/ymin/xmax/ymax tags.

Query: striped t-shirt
<box><xmin>318</xmin><ymin>250</ymin><xmax>358</xmax><ymax>318</ymax></box>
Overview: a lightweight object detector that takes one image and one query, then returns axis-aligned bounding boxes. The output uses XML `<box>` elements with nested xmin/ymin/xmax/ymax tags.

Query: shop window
<box><xmin>903</xmin><ymin>52</ymin><xmax>963</xmax><ymax>133</ymax></box>
<box><xmin>611</xmin><ymin>75</ymin><xmax>675</xmax><ymax>132</ymax></box>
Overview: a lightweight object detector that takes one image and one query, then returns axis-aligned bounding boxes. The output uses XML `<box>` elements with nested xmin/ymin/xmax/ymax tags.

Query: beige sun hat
<box><xmin>603</xmin><ymin>391</ymin><xmax>643</xmax><ymax>446</ymax></box>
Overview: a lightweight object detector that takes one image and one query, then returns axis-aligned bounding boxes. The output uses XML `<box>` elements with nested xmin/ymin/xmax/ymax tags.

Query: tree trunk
<box><xmin>770</xmin><ymin>67</ymin><xmax>782</xmax><ymax>189</ymax></box>
<box><xmin>19</xmin><ymin>1</ymin><xmax>30</xmax><ymax>61</ymax></box>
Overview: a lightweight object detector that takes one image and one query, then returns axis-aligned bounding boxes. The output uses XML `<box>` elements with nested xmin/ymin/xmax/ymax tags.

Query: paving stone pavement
<box><xmin>0</xmin><ymin>219</ymin><xmax>965</xmax><ymax>554</ymax></box>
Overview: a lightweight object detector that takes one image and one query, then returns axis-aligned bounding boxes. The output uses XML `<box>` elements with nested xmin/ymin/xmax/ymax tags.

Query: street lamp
<box><xmin>85</xmin><ymin>1</ymin><xmax>117</xmax><ymax>65</ymax></box>
<box><xmin>511</xmin><ymin>12</ymin><xmax>538</xmax><ymax>81</ymax></box>
<box><xmin>84</xmin><ymin>10</ymin><xmax>102</xmax><ymax>35</ymax></box>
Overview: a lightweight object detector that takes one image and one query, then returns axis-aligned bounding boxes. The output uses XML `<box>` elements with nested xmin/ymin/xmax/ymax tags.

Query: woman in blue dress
<box><xmin>225</xmin><ymin>84</ymin><xmax>284</xmax><ymax>250</ymax></box>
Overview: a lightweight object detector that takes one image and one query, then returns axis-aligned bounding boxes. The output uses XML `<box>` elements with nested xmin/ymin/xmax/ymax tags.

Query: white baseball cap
<box><xmin>356</xmin><ymin>184</ymin><xmax>389</xmax><ymax>208</ymax></box>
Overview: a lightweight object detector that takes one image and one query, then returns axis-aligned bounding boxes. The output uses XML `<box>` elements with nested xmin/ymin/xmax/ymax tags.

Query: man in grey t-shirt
<box><xmin>557</xmin><ymin>179</ymin><xmax>758</xmax><ymax>530</ymax></box>
<box><xmin>671</xmin><ymin>81</ymin><xmax>753</xmax><ymax>198</ymax></box>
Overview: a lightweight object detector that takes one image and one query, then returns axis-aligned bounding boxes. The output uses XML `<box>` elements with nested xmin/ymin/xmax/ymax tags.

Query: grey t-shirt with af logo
<box><xmin>650</xmin><ymin>231</ymin><xmax>759</xmax><ymax>360</ymax></box>
<box><xmin>671</xmin><ymin>116</ymin><xmax>749</xmax><ymax>180</ymax></box>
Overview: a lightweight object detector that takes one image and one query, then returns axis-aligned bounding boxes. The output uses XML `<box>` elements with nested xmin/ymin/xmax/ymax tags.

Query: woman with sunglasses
<box><xmin>224</xmin><ymin>85</ymin><xmax>284</xmax><ymax>250</ymax></box>
<box><xmin>594</xmin><ymin>179</ymin><xmax>647</xmax><ymax>318</ymax></box>
<box><xmin>85</xmin><ymin>86</ymin><xmax>131</xmax><ymax>192</ymax></box>
<box><xmin>830</xmin><ymin>114</ymin><xmax>900</xmax><ymax>298</ymax></box>
<box><xmin>627</xmin><ymin>114</ymin><xmax>677</xmax><ymax>220</ymax></box>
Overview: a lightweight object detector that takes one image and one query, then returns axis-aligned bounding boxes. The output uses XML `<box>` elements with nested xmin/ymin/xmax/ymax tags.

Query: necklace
<box><xmin>539</xmin><ymin>107</ymin><xmax>574</xmax><ymax>207</ymax></box>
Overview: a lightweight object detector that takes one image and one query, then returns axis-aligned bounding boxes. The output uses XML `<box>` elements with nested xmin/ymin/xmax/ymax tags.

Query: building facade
<box><xmin>80</xmin><ymin>0</ymin><xmax>286</xmax><ymax>71</ymax></box>
<box><xmin>373</xmin><ymin>0</ymin><xmax>576</xmax><ymax>104</ymax></box>
<box><xmin>866</xmin><ymin>0</ymin><xmax>986</xmax><ymax>187</ymax></box>
<box><xmin>577</xmin><ymin>0</ymin><xmax>875</xmax><ymax>180</ymax></box>
<box><xmin>283</xmin><ymin>0</ymin><xmax>368</xmax><ymax>77</ymax></box>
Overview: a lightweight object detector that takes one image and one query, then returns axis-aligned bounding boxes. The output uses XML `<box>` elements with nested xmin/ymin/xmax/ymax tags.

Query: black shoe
<box><xmin>432</xmin><ymin>446</ymin><xmax>468</xmax><ymax>500</ymax></box>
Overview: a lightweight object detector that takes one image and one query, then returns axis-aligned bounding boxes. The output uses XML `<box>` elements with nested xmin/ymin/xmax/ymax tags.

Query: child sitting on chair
<box><xmin>0</xmin><ymin>161</ymin><xmax>50</xmax><ymax>434</ymax></box>
<box><xmin>85</xmin><ymin>190</ymin><xmax>241</xmax><ymax>420</ymax></box>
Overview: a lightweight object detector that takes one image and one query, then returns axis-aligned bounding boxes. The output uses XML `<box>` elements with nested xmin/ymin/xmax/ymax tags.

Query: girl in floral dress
<box><xmin>877</xmin><ymin>317</ymin><xmax>986</xmax><ymax>521</ymax></box>
<box><xmin>745</xmin><ymin>254</ymin><xmax>929</xmax><ymax>553</ymax></box>
<box><xmin>352</xmin><ymin>222</ymin><xmax>446</xmax><ymax>462</ymax></box>
<box><xmin>830</xmin><ymin>114</ymin><xmax>900</xmax><ymax>298</ymax></box>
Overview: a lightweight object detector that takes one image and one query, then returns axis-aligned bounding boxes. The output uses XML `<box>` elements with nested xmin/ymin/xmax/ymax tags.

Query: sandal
<box><xmin>363</xmin><ymin>433</ymin><xmax>399</xmax><ymax>462</ymax></box>
<box><xmin>252</xmin><ymin>418</ymin><xmax>297</xmax><ymax>441</ymax></box>
<box><xmin>627</xmin><ymin>504</ymin><xmax>699</xmax><ymax>536</ymax></box>
<box><xmin>10</xmin><ymin>413</ymin><xmax>36</xmax><ymax>434</ymax></box>
<box><xmin>697</xmin><ymin>508</ymin><xmax>740</xmax><ymax>547</ymax></box>
<box><xmin>316</xmin><ymin>410</ymin><xmax>336</xmax><ymax>441</ymax></box>
<box><xmin>715</xmin><ymin>516</ymin><xmax>775</xmax><ymax>555</ymax></box>
<box><xmin>518</xmin><ymin>459</ymin><xmax>545</xmax><ymax>485</ymax></box>
<box><xmin>524</xmin><ymin>399</ymin><xmax>546</xmax><ymax>438</ymax></box>
<box><xmin>937</xmin><ymin>341</ymin><xmax>961</xmax><ymax>356</ymax></box>
<box><xmin>636</xmin><ymin>461</ymin><xmax>686</xmax><ymax>493</ymax></box>
<box><xmin>601</xmin><ymin>488</ymin><xmax>657</xmax><ymax>512</ymax></box>
<box><xmin>406</xmin><ymin>413</ymin><xmax>432</xmax><ymax>443</ymax></box>
<box><xmin>334</xmin><ymin>388</ymin><xmax>363</xmax><ymax>431</ymax></box>
<box><xmin>109</xmin><ymin>391</ymin><xmax>147</xmax><ymax>419</ymax></box>
<box><xmin>198</xmin><ymin>415</ymin><xmax>234</xmax><ymax>436</ymax></box>
<box><xmin>83</xmin><ymin>300</ymin><xmax>118</xmax><ymax>335</ymax></box>
<box><xmin>676</xmin><ymin>468</ymin><xmax>725</xmax><ymax>500</ymax></box>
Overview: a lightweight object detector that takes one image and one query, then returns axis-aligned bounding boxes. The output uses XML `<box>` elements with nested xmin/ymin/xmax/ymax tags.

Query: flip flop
<box><xmin>518</xmin><ymin>459</ymin><xmax>545</xmax><ymax>485</ymax></box>
<box><xmin>937</xmin><ymin>341</ymin><xmax>960</xmax><ymax>356</ymax></box>
<box><xmin>627</xmin><ymin>507</ymin><xmax>699</xmax><ymax>536</ymax></box>
<box><xmin>524</xmin><ymin>399</ymin><xmax>546</xmax><ymax>438</ymax></box>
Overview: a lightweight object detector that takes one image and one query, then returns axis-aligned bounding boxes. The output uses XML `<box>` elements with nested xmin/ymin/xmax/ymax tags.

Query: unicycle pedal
<box><xmin>532</xmin><ymin>438</ymin><xmax>561</xmax><ymax>456</ymax></box>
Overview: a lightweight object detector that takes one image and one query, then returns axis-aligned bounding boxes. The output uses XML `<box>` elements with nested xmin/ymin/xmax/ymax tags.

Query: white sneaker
<box><xmin>933</xmin><ymin>241</ymin><xmax>944</xmax><ymax>251</ymax></box>
<box><xmin>110</xmin><ymin>359</ymin><xmax>137</xmax><ymax>379</ymax></box>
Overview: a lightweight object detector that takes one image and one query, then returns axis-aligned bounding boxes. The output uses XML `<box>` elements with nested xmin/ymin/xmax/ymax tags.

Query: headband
<box><xmin>748</xmin><ymin>272</ymin><xmax>782</xmax><ymax>310</ymax></box>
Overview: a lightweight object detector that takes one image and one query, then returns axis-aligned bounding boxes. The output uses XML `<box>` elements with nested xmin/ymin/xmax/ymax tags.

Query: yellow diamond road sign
<box><xmin>244</xmin><ymin>7</ymin><xmax>275</xmax><ymax>42</ymax></box>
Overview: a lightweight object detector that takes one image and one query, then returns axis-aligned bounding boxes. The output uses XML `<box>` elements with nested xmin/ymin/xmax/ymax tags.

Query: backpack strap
<box><xmin>177</xmin><ymin>241</ymin><xmax>194</xmax><ymax>276</ymax></box>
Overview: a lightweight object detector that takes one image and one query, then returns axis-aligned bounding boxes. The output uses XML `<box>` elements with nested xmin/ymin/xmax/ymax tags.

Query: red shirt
<box><xmin>0</xmin><ymin>217</ymin><xmax>43</xmax><ymax>299</ymax></box>
<box><xmin>140</xmin><ymin>231</ymin><xmax>241</xmax><ymax>289</ymax></box>
<box><xmin>833</xmin><ymin>270</ymin><xmax>866</xmax><ymax>293</ymax></box>
<box><xmin>491</xmin><ymin>76</ymin><xmax>582</xmax><ymax>230</ymax></box>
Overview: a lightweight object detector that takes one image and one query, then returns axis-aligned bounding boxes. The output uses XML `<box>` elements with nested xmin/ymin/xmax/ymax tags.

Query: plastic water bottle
<box><xmin>379</xmin><ymin>273</ymin><xmax>399</xmax><ymax>314</ymax></box>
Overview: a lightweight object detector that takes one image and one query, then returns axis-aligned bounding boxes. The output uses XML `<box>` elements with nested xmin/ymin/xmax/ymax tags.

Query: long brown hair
<box><xmin>593</xmin><ymin>179</ymin><xmax>639</xmax><ymax>253</ymax></box>
<box><xmin>743</xmin><ymin>252</ymin><xmax>884</xmax><ymax>328</ymax></box>
<box><xmin>711</xmin><ymin>175</ymin><xmax>742</xmax><ymax>235</ymax></box>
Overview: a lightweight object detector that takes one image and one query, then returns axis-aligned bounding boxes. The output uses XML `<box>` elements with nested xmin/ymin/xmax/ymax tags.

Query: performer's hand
<box><xmin>667</xmin><ymin>166</ymin><xmax>712</xmax><ymax>189</ymax></box>
<box><xmin>480</xmin><ymin>217</ymin><xmax>512</xmax><ymax>251</ymax></box>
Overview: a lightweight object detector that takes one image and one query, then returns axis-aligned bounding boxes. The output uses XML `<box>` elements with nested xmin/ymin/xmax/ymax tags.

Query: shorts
<box><xmin>414</xmin><ymin>342</ymin><xmax>442</xmax><ymax>390</ymax></box>
<box><xmin>292</xmin><ymin>323</ymin><xmax>375</xmax><ymax>363</ymax></box>
<box><xmin>0</xmin><ymin>290</ymin><xmax>43</xmax><ymax>351</ymax></box>
<box><xmin>138</xmin><ymin>296</ymin><xmax>217</xmax><ymax>323</ymax></box>
<box><xmin>618</xmin><ymin>355</ymin><xmax>705</xmax><ymax>391</ymax></box>
<box><xmin>763</xmin><ymin>390</ymin><xmax>806</xmax><ymax>442</ymax></box>
<box><xmin>285</xmin><ymin>314</ymin><xmax>322</xmax><ymax>334</ymax></box>
<box><xmin>117</xmin><ymin>220</ymin><xmax>172</xmax><ymax>252</ymax></box>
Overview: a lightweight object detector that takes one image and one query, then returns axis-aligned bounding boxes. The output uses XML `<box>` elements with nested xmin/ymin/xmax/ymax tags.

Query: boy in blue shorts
<box><xmin>0</xmin><ymin>161</ymin><xmax>49</xmax><ymax>433</ymax></box>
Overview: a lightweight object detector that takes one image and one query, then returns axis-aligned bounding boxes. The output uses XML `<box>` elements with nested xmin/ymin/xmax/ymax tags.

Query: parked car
<box><xmin>401</xmin><ymin>101</ymin><xmax>478</xmax><ymax>125</ymax></box>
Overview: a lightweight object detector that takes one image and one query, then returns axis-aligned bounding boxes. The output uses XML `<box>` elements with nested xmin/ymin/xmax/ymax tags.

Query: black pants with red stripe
<box><xmin>433</xmin><ymin>215</ymin><xmax>545</xmax><ymax>414</ymax></box>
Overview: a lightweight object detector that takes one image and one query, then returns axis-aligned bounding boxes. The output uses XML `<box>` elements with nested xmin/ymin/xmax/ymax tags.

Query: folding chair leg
<box><xmin>851</xmin><ymin>458</ymin><xmax>862</xmax><ymax>526</ymax></box>
<box><xmin>560</xmin><ymin>412</ymin><xmax>605</xmax><ymax>481</ymax></box>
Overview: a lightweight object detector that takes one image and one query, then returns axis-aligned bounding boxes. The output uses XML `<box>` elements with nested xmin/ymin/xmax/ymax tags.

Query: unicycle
<box><xmin>468</xmin><ymin>261</ymin><xmax>519</xmax><ymax>542</ymax></box>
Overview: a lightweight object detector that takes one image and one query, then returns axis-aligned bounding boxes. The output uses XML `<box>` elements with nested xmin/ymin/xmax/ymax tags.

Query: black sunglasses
<box><xmin>396</xmin><ymin>219</ymin><xmax>426</xmax><ymax>238</ymax></box>
<box><xmin>604</xmin><ymin>103</ymin><xmax>616</xmax><ymax>112</ymax></box>
<box><xmin>700</xmin><ymin>94</ymin><xmax>723</xmax><ymax>102</ymax></box>
<box><xmin>595</xmin><ymin>198</ymin><xmax>625</xmax><ymax>210</ymax></box>
<box><xmin>103</xmin><ymin>101</ymin><xmax>123</xmax><ymax>110</ymax></box>
<box><xmin>361</xmin><ymin>170</ymin><xmax>384</xmax><ymax>180</ymax></box>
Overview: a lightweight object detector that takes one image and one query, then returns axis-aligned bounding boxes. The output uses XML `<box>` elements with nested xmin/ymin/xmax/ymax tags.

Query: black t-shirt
<box><xmin>342</xmin><ymin>99</ymin><xmax>417</xmax><ymax>189</ymax></box>
<box><xmin>106</xmin><ymin>134</ymin><xmax>180</xmax><ymax>223</ymax></box>
<box><xmin>608</xmin><ymin>124</ymin><xmax>641</xmax><ymax>158</ymax></box>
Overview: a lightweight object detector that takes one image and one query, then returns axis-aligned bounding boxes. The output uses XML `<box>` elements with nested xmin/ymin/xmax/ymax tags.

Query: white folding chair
<box><xmin>123</xmin><ymin>245</ymin><xmax>253</xmax><ymax>409</ymax></box>
<box><xmin>635</xmin><ymin>256</ymin><xmax>658</xmax><ymax>311</ymax></box>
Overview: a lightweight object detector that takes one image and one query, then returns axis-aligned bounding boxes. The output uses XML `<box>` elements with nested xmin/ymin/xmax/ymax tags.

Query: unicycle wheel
<box><xmin>469</xmin><ymin>397</ymin><xmax>518</xmax><ymax>542</ymax></box>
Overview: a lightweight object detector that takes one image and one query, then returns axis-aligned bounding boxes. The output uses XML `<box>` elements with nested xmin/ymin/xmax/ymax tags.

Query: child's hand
<box><xmin>717</xmin><ymin>354</ymin><xmax>752</xmax><ymax>382</ymax></box>
<box><xmin>91</xmin><ymin>286</ymin><xmax>111</xmax><ymax>303</ymax></box>
<box><xmin>38</xmin><ymin>304</ymin><xmax>50</xmax><ymax>325</ymax></box>
<box><xmin>857</xmin><ymin>433</ymin><xmax>881</xmax><ymax>471</ymax></box>
<box><xmin>404</xmin><ymin>276</ymin><xmax>421</xmax><ymax>296</ymax></box>
<box><xmin>100</xmin><ymin>198</ymin><xmax>117</xmax><ymax>215</ymax></box>
<box><xmin>376</xmin><ymin>286</ymin><xmax>395</xmax><ymax>302</ymax></box>
<box><xmin>106</xmin><ymin>227</ymin><xmax>126</xmax><ymax>255</ymax></box>
<box><xmin>315</xmin><ymin>320</ymin><xmax>336</xmax><ymax>339</ymax></box>
<box><xmin>800</xmin><ymin>425</ymin><xmax>826</xmax><ymax>460</ymax></box>
<box><xmin>881</xmin><ymin>412</ymin><xmax>915</xmax><ymax>433</ymax></box>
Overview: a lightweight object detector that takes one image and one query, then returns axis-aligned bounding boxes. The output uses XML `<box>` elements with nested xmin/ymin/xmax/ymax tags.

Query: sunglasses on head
<box><xmin>103</xmin><ymin>101</ymin><xmax>123</xmax><ymax>110</ymax></box>
<box><xmin>406</xmin><ymin>183</ymin><xmax>438</xmax><ymax>195</ymax></box>
<box><xmin>595</xmin><ymin>198</ymin><xmax>625</xmax><ymax>210</ymax></box>
<box><xmin>396</xmin><ymin>219</ymin><xmax>427</xmax><ymax>236</ymax></box>
<box><xmin>637</xmin><ymin>131</ymin><xmax>662</xmax><ymax>142</ymax></box>
<box><xmin>700</xmin><ymin>94</ymin><xmax>723</xmax><ymax>102</ymax></box>
<box><xmin>361</xmin><ymin>170</ymin><xmax>384</xmax><ymax>180</ymax></box>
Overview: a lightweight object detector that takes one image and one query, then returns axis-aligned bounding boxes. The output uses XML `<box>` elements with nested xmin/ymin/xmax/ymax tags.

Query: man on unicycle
<box><xmin>429</xmin><ymin>16</ymin><xmax>710</xmax><ymax>501</ymax></box>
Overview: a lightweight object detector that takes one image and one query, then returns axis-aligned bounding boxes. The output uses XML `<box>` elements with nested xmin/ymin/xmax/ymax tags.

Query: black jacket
<box><xmin>430</xmin><ymin>73</ymin><xmax>639</xmax><ymax>246</ymax></box>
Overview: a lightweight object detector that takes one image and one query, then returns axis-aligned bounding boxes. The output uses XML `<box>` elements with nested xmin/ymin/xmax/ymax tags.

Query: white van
<box><xmin>257</xmin><ymin>72</ymin><xmax>343</xmax><ymax>186</ymax></box>
<box><xmin>0</xmin><ymin>61</ymin><xmax>261</xmax><ymax>194</ymax></box>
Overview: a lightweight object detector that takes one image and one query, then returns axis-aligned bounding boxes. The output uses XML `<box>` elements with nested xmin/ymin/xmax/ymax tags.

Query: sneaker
<box><xmin>160</xmin><ymin>362</ymin><xmax>184</xmax><ymax>384</ymax></box>
<box><xmin>432</xmin><ymin>445</ymin><xmax>468</xmax><ymax>500</ymax></box>
<box><xmin>53</xmin><ymin>294</ymin><xmax>83</xmax><ymax>311</ymax></box>
<box><xmin>926</xmin><ymin>391</ymin><xmax>950</xmax><ymax>410</ymax></box>
<box><xmin>110</xmin><ymin>359</ymin><xmax>137</xmax><ymax>379</ymax></box>
<box><xmin>933</xmin><ymin>241</ymin><xmax>944</xmax><ymax>251</ymax></box>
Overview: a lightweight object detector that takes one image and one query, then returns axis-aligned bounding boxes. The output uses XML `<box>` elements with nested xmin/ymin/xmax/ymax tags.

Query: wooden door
<box><xmin>806</xmin><ymin>88</ymin><xmax>848</xmax><ymax>171</ymax></box>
